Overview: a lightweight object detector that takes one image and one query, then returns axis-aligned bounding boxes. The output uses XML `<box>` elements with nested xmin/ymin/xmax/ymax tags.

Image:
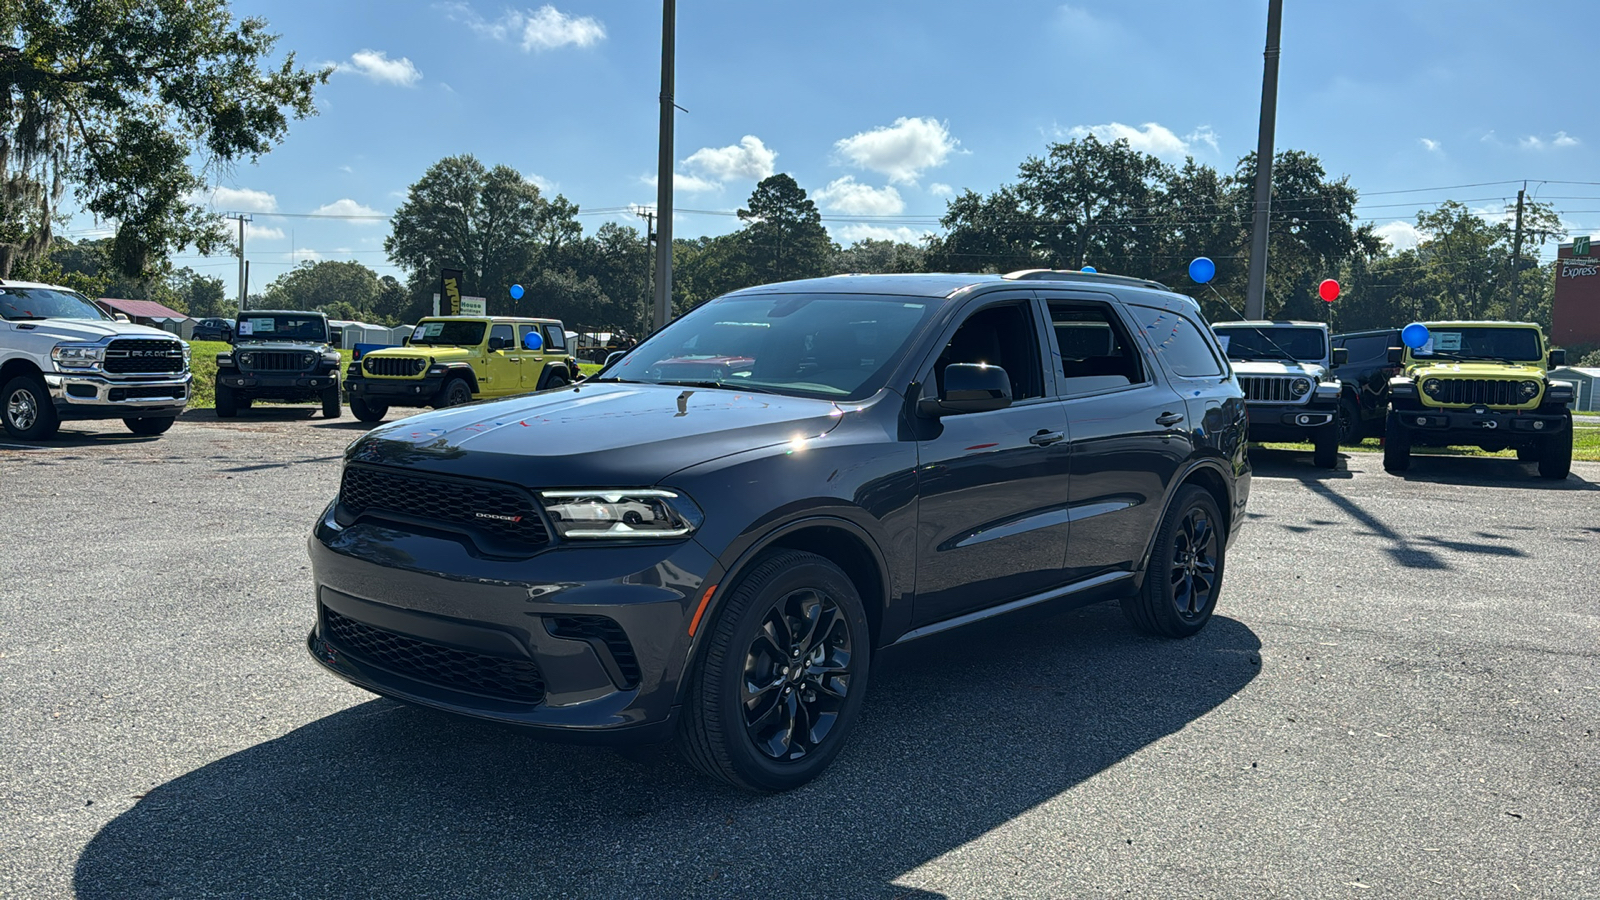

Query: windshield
<box><xmin>1412</xmin><ymin>327</ymin><xmax>1543</xmax><ymax>362</ymax></box>
<box><xmin>1214</xmin><ymin>326</ymin><xmax>1326</xmax><ymax>362</ymax></box>
<box><xmin>600</xmin><ymin>292</ymin><xmax>939</xmax><ymax>400</ymax></box>
<box><xmin>410</xmin><ymin>321</ymin><xmax>486</xmax><ymax>347</ymax></box>
<box><xmin>0</xmin><ymin>287</ymin><xmax>113</xmax><ymax>322</ymax></box>
<box><xmin>236</xmin><ymin>314</ymin><xmax>328</xmax><ymax>342</ymax></box>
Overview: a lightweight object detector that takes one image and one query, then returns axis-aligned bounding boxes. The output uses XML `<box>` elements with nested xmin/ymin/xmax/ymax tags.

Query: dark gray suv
<box><xmin>307</xmin><ymin>271</ymin><xmax>1251</xmax><ymax>791</ymax></box>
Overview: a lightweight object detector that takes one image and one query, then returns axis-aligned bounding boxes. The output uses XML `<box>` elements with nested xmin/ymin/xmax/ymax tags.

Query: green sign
<box><xmin>1576</xmin><ymin>235</ymin><xmax>1592</xmax><ymax>256</ymax></box>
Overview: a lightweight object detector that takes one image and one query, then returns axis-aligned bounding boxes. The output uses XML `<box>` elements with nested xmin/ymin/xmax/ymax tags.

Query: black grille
<box><xmin>109</xmin><ymin>385</ymin><xmax>185</xmax><ymax>402</ymax></box>
<box><xmin>1238</xmin><ymin>375</ymin><xmax>1302</xmax><ymax>403</ymax></box>
<box><xmin>104</xmin><ymin>339</ymin><xmax>184</xmax><ymax>374</ymax></box>
<box><xmin>323</xmin><ymin>607</ymin><xmax>545</xmax><ymax>703</ymax></box>
<box><xmin>364</xmin><ymin>356</ymin><xmax>426</xmax><ymax>377</ymax></box>
<box><xmin>242</xmin><ymin>350</ymin><xmax>313</xmax><ymax>372</ymax></box>
<box><xmin>546</xmin><ymin>615</ymin><xmax>641</xmax><ymax>688</ymax></box>
<box><xmin>338</xmin><ymin>464</ymin><xmax>550</xmax><ymax>552</ymax></box>
<box><xmin>1432</xmin><ymin>378</ymin><xmax>1524</xmax><ymax>406</ymax></box>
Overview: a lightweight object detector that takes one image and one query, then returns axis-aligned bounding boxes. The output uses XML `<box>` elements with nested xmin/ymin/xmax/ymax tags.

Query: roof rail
<box><xmin>1001</xmin><ymin>269</ymin><xmax>1172</xmax><ymax>291</ymax></box>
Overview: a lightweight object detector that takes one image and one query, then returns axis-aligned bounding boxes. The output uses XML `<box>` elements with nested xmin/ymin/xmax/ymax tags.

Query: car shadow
<box><xmin>1394</xmin><ymin>454</ymin><xmax>1596</xmax><ymax>489</ymax></box>
<box><xmin>74</xmin><ymin>604</ymin><xmax>1260</xmax><ymax>899</ymax></box>
<box><xmin>1246</xmin><ymin>447</ymin><xmax>1355</xmax><ymax>480</ymax></box>
<box><xmin>0</xmin><ymin>427</ymin><xmax>163</xmax><ymax>449</ymax></box>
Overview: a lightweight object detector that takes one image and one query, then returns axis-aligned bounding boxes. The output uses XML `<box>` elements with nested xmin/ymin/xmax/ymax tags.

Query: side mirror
<box><xmin>1332</xmin><ymin>347</ymin><xmax>1349</xmax><ymax>366</ymax></box>
<box><xmin>602</xmin><ymin>350</ymin><xmax>625</xmax><ymax>369</ymax></box>
<box><xmin>1386</xmin><ymin>346</ymin><xmax>1404</xmax><ymax>365</ymax></box>
<box><xmin>522</xmin><ymin>330</ymin><xmax>544</xmax><ymax>352</ymax></box>
<box><xmin>1548</xmin><ymin>349</ymin><xmax>1566</xmax><ymax>367</ymax></box>
<box><xmin>920</xmin><ymin>363</ymin><xmax>1013</xmax><ymax>417</ymax></box>
<box><xmin>488</xmin><ymin>336</ymin><xmax>509</xmax><ymax>351</ymax></box>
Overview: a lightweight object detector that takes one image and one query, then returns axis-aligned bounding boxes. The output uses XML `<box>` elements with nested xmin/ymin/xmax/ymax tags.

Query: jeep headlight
<box><xmin>239</xmin><ymin>351</ymin><xmax>255</xmax><ymax>367</ymax></box>
<box><xmin>1422</xmin><ymin>378</ymin><xmax>1442</xmax><ymax>397</ymax></box>
<box><xmin>540</xmin><ymin>489</ymin><xmax>702</xmax><ymax>539</ymax></box>
<box><xmin>51</xmin><ymin>344</ymin><xmax>105</xmax><ymax>368</ymax></box>
<box><xmin>1290</xmin><ymin>378</ymin><xmax>1311</xmax><ymax>397</ymax></box>
<box><xmin>1518</xmin><ymin>380</ymin><xmax>1539</xmax><ymax>399</ymax></box>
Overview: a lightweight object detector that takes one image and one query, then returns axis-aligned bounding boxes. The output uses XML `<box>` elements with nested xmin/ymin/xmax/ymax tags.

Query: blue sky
<box><xmin>61</xmin><ymin>1</ymin><xmax>1600</xmax><ymax>299</ymax></box>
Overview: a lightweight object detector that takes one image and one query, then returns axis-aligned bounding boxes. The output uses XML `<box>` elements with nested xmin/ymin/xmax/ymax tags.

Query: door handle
<box><xmin>1029</xmin><ymin>430</ymin><xmax>1065</xmax><ymax>446</ymax></box>
<box><xmin>509</xmin><ymin>357</ymin><xmax>522</xmax><ymax>362</ymax></box>
<box><xmin>1156</xmin><ymin>411</ymin><xmax>1185</xmax><ymax>427</ymax></box>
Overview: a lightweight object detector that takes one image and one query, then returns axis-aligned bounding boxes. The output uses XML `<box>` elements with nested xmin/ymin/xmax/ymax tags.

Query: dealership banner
<box><xmin>439</xmin><ymin>268</ymin><xmax>464</xmax><ymax>316</ymax></box>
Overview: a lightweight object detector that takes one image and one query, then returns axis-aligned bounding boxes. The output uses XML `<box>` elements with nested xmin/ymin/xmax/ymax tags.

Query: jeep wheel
<box><xmin>1312</xmin><ymin>422</ymin><xmax>1339</xmax><ymax>469</ymax></box>
<box><xmin>679</xmin><ymin>549</ymin><xmax>870</xmax><ymax>792</ymax></box>
<box><xmin>2</xmin><ymin>375</ymin><xmax>60</xmax><ymax>441</ymax></box>
<box><xmin>214</xmin><ymin>383</ymin><xmax>237</xmax><ymax>418</ymax></box>
<box><xmin>1516</xmin><ymin>446</ymin><xmax>1538</xmax><ymax>462</ymax></box>
<box><xmin>1383</xmin><ymin>412</ymin><xmax>1411</xmax><ymax>474</ymax></box>
<box><xmin>1337</xmin><ymin>396</ymin><xmax>1362</xmax><ymax>445</ymax></box>
<box><xmin>349</xmin><ymin>397</ymin><xmax>387</xmax><ymax>423</ymax></box>
<box><xmin>545</xmin><ymin>373</ymin><xmax>569</xmax><ymax>390</ymax></box>
<box><xmin>439</xmin><ymin>377</ymin><xmax>472</xmax><ymax>408</ymax></box>
<box><xmin>321</xmin><ymin>385</ymin><xmax>342</xmax><ymax>419</ymax></box>
<box><xmin>1537</xmin><ymin>414</ymin><xmax>1572</xmax><ymax>480</ymax></box>
<box><xmin>1122</xmin><ymin>485</ymin><xmax>1225</xmax><ymax>639</ymax></box>
<box><xmin>123</xmin><ymin>417</ymin><xmax>175</xmax><ymax>436</ymax></box>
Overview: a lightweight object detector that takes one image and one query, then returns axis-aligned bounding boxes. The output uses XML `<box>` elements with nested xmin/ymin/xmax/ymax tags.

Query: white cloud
<box><xmin>292</xmin><ymin>248</ymin><xmax>323</xmax><ymax>262</ymax></box>
<box><xmin>1376</xmin><ymin>221</ymin><xmax>1422</xmax><ymax>252</ymax></box>
<box><xmin>683</xmin><ymin>136</ymin><xmax>777</xmax><ymax>183</ymax></box>
<box><xmin>929</xmin><ymin>183</ymin><xmax>955</xmax><ymax>197</ymax></box>
<box><xmin>1419</xmin><ymin>138</ymin><xmax>1441</xmax><ymax>152</ymax></box>
<box><xmin>525</xmin><ymin>172</ymin><xmax>557</xmax><ymax>194</ymax></box>
<box><xmin>1062</xmin><ymin>121</ymin><xmax>1214</xmax><ymax>162</ymax></box>
<box><xmin>338</xmin><ymin>50</ymin><xmax>422</xmax><ymax>86</ymax></box>
<box><xmin>812</xmin><ymin>177</ymin><xmax>904</xmax><ymax>217</ymax></box>
<box><xmin>1520</xmin><ymin>131</ymin><xmax>1580</xmax><ymax>150</ymax></box>
<box><xmin>245</xmin><ymin>223</ymin><xmax>285</xmax><ymax>241</ymax></box>
<box><xmin>641</xmin><ymin>172</ymin><xmax>722</xmax><ymax>194</ymax></box>
<box><xmin>1055</xmin><ymin>5</ymin><xmax>1119</xmax><ymax>40</ymax></box>
<box><xmin>830</xmin><ymin>224</ymin><xmax>932</xmax><ymax>245</ymax></box>
<box><xmin>190</xmin><ymin>186</ymin><xmax>277</xmax><ymax>213</ymax></box>
<box><xmin>448</xmin><ymin>3</ymin><xmax>605</xmax><ymax>51</ymax></box>
<box><xmin>313</xmin><ymin>198</ymin><xmax>385</xmax><ymax>220</ymax></box>
<box><xmin>834</xmin><ymin>117</ymin><xmax>958</xmax><ymax>185</ymax></box>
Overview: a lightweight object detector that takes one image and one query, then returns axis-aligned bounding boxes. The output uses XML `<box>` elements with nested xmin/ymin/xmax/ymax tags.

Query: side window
<box><xmin>490</xmin><ymin>323</ymin><xmax>514</xmax><ymax>350</ymax></box>
<box><xmin>933</xmin><ymin>302</ymin><xmax>1044</xmax><ymax>401</ymax></box>
<box><xmin>1129</xmin><ymin>305</ymin><xmax>1224</xmax><ymax>379</ymax></box>
<box><xmin>1046</xmin><ymin>302</ymin><xmax>1147</xmax><ymax>395</ymax></box>
<box><xmin>543</xmin><ymin>324</ymin><xmax>567</xmax><ymax>350</ymax></box>
<box><xmin>517</xmin><ymin>324</ymin><xmax>538</xmax><ymax>349</ymax></box>
<box><xmin>1344</xmin><ymin>334</ymin><xmax>1390</xmax><ymax>366</ymax></box>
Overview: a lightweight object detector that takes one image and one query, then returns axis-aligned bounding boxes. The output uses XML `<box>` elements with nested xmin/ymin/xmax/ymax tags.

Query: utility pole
<box><xmin>232</xmin><ymin>214</ymin><xmax>252</xmax><ymax>314</ymax></box>
<box><xmin>639</xmin><ymin>208</ymin><xmax>657</xmax><ymax>330</ymax></box>
<box><xmin>1509</xmin><ymin>186</ymin><xmax>1526</xmax><ymax>321</ymax></box>
<box><xmin>651</xmin><ymin>0</ymin><xmax>677</xmax><ymax>334</ymax></box>
<box><xmin>1245</xmin><ymin>0</ymin><xmax>1284</xmax><ymax>320</ymax></box>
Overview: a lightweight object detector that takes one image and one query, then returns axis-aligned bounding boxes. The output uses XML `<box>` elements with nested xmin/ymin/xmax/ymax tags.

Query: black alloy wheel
<box><xmin>1337</xmin><ymin>396</ymin><xmax>1362</xmax><ymax>445</ymax></box>
<box><xmin>440</xmin><ymin>378</ymin><xmax>473</xmax><ymax>407</ymax></box>
<box><xmin>1122</xmin><ymin>485</ymin><xmax>1225</xmax><ymax>639</ymax></box>
<box><xmin>679</xmin><ymin>549</ymin><xmax>870</xmax><ymax>792</ymax></box>
<box><xmin>2</xmin><ymin>375</ymin><xmax>60</xmax><ymax>440</ymax></box>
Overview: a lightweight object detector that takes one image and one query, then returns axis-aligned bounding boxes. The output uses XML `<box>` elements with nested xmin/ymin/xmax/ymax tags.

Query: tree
<box><xmin>735</xmin><ymin>174</ymin><xmax>834</xmax><ymax>284</ymax></box>
<box><xmin>262</xmin><ymin>259</ymin><xmax>382</xmax><ymax>318</ymax></box>
<box><xmin>833</xmin><ymin>238</ymin><xmax>929</xmax><ymax>274</ymax></box>
<box><xmin>1</xmin><ymin>0</ymin><xmax>327</xmax><ymax>277</ymax></box>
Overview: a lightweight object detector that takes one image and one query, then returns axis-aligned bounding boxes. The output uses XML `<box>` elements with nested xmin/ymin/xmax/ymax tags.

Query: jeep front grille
<box><xmin>337</xmin><ymin>464</ymin><xmax>550</xmax><ymax>553</ymax></box>
<box><xmin>364</xmin><ymin>356</ymin><xmax>426</xmax><ymax>377</ymax></box>
<box><xmin>1431</xmin><ymin>379</ymin><xmax>1523</xmax><ymax>406</ymax></box>
<box><xmin>322</xmin><ymin>607</ymin><xmax>546</xmax><ymax>703</ymax></box>
<box><xmin>103</xmin><ymin>339</ymin><xmax>185</xmax><ymax>374</ymax></box>
<box><xmin>1238</xmin><ymin>376</ymin><xmax>1302</xmax><ymax>403</ymax></box>
<box><xmin>242</xmin><ymin>350</ymin><xmax>314</xmax><ymax>373</ymax></box>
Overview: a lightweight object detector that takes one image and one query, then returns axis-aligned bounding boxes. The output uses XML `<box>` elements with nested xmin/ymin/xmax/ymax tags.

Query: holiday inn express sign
<box><xmin>1553</xmin><ymin>237</ymin><xmax>1600</xmax><ymax>346</ymax></box>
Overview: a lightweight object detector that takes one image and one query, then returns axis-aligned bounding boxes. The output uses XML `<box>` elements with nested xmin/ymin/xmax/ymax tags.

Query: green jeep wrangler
<box><xmin>343</xmin><ymin>316</ymin><xmax>578</xmax><ymax>422</ymax></box>
<box><xmin>1383</xmin><ymin>321</ymin><xmax>1575</xmax><ymax>479</ymax></box>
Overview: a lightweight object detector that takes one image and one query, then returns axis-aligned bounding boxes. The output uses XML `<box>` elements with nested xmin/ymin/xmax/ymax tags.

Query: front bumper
<box><xmin>43</xmin><ymin>371</ymin><xmax>190</xmax><ymax>419</ymax></box>
<box><xmin>218</xmin><ymin>371</ymin><xmax>338</xmax><ymax>397</ymax></box>
<box><xmin>1391</xmin><ymin>406</ymin><xmax>1569</xmax><ymax>439</ymax></box>
<box><xmin>1244</xmin><ymin>402</ymin><xmax>1334</xmax><ymax>441</ymax></box>
<box><xmin>344</xmin><ymin>375</ymin><xmax>446</xmax><ymax>406</ymax></box>
<box><xmin>306</xmin><ymin>504</ymin><xmax>723</xmax><ymax>742</ymax></box>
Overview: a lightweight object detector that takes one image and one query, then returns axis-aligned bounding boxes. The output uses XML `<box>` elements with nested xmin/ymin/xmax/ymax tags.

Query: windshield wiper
<box><xmin>4</xmin><ymin>315</ymin><xmax>50</xmax><ymax>321</ymax></box>
<box><xmin>652</xmin><ymin>379</ymin><xmax>775</xmax><ymax>393</ymax></box>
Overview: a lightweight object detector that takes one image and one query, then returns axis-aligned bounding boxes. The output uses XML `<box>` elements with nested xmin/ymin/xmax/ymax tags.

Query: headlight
<box><xmin>1422</xmin><ymin>378</ymin><xmax>1442</xmax><ymax>396</ymax></box>
<box><xmin>1291</xmin><ymin>378</ymin><xmax>1311</xmax><ymax>396</ymax></box>
<box><xmin>540</xmin><ymin>489</ymin><xmax>702</xmax><ymax>539</ymax></box>
<box><xmin>51</xmin><ymin>344</ymin><xmax>105</xmax><ymax>368</ymax></box>
<box><xmin>239</xmin><ymin>352</ymin><xmax>255</xmax><ymax>366</ymax></box>
<box><xmin>182</xmin><ymin>343</ymin><xmax>192</xmax><ymax>362</ymax></box>
<box><xmin>1518</xmin><ymin>380</ymin><xmax>1539</xmax><ymax>399</ymax></box>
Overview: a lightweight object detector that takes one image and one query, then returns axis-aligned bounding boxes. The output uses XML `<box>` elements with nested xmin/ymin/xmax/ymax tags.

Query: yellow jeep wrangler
<box><xmin>343</xmin><ymin>316</ymin><xmax>578</xmax><ymax>422</ymax></box>
<box><xmin>1383</xmin><ymin>321</ymin><xmax>1575</xmax><ymax>479</ymax></box>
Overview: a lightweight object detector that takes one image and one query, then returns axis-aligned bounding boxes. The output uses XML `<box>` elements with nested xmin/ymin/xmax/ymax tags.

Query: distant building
<box><xmin>1552</xmin><ymin>239</ymin><xmax>1600</xmax><ymax>347</ymax></box>
<box><xmin>96</xmin><ymin>297</ymin><xmax>187</xmax><ymax>327</ymax></box>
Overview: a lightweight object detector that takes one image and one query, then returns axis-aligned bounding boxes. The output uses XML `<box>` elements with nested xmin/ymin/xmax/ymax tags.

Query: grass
<box><xmin>1261</xmin><ymin>421</ymin><xmax>1600</xmax><ymax>462</ymax></box>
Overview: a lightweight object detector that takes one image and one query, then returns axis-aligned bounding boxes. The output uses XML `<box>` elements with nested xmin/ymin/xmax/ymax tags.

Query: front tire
<box><xmin>678</xmin><ymin>549</ymin><xmax>870</xmax><ymax>792</ymax></box>
<box><xmin>349</xmin><ymin>396</ymin><xmax>387</xmax><ymax>423</ymax></box>
<box><xmin>1537</xmin><ymin>413</ymin><xmax>1572</xmax><ymax>480</ymax></box>
<box><xmin>1312</xmin><ymin>422</ymin><xmax>1338</xmax><ymax>469</ymax></box>
<box><xmin>1122</xmin><ymin>485</ymin><xmax>1225</xmax><ymax>639</ymax></box>
<box><xmin>123</xmin><ymin>417</ymin><xmax>175</xmax><ymax>436</ymax></box>
<box><xmin>214</xmin><ymin>382</ymin><xmax>237</xmax><ymax>418</ymax></box>
<box><xmin>438</xmin><ymin>377</ymin><xmax>472</xmax><ymax>408</ymax></box>
<box><xmin>2</xmin><ymin>375</ymin><xmax>60</xmax><ymax>440</ymax></box>
<box><xmin>1383</xmin><ymin>412</ymin><xmax>1411</xmax><ymax>474</ymax></box>
<box><xmin>321</xmin><ymin>384</ymin><xmax>342</xmax><ymax>419</ymax></box>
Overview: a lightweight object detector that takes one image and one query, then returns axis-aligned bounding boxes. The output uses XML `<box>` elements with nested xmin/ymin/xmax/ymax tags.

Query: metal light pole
<box><xmin>651</xmin><ymin>0</ymin><xmax>676</xmax><ymax>333</ymax></box>
<box><xmin>1245</xmin><ymin>0</ymin><xmax>1283</xmax><ymax>320</ymax></box>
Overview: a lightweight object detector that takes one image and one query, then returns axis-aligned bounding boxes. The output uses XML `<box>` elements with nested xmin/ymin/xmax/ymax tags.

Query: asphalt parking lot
<box><xmin>3</xmin><ymin>410</ymin><xmax>1597</xmax><ymax>898</ymax></box>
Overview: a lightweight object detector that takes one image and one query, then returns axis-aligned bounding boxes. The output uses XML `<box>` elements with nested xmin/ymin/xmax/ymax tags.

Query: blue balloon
<box><xmin>1402</xmin><ymin>322</ymin><xmax>1430</xmax><ymax>349</ymax></box>
<box><xmin>1081</xmin><ymin>265</ymin><xmax>1097</xmax><ymax>274</ymax></box>
<box><xmin>1188</xmin><ymin>256</ymin><xmax>1216</xmax><ymax>284</ymax></box>
<box><xmin>509</xmin><ymin>283</ymin><xmax>525</xmax><ymax>300</ymax></box>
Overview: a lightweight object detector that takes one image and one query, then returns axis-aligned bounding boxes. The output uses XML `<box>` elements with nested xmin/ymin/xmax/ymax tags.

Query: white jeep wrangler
<box><xmin>0</xmin><ymin>279</ymin><xmax>192</xmax><ymax>440</ymax></box>
<box><xmin>1211</xmin><ymin>320</ymin><xmax>1347</xmax><ymax>468</ymax></box>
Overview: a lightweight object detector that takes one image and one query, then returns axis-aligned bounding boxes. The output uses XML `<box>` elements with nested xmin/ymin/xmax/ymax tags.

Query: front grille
<box><xmin>104</xmin><ymin>339</ymin><xmax>184</xmax><ymax>374</ymax></box>
<box><xmin>338</xmin><ymin>464</ymin><xmax>550</xmax><ymax>552</ymax></box>
<box><xmin>546</xmin><ymin>615</ymin><xmax>641</xmax><ymax>688</ymax></box>
<box><xmin>242</xmin><ymin>350</ymin><xmax>313</xmax><ymax>373</ymax></box>
<box><xmin>1238</xmin><ymin>375</ymin><xmax>1302</xmax><ymax>403</ymax></box>
<box><xmin>1432</xmin><ymin>378</ymin><xmax>1524</xmax><ymax>406</ymax></box>
<box><xmin>108</xmin><ymin>385</ymin><xmax>185</xmax><ymax>402</ymax></box>
<box><xmin>323</xmin><ymin>607</ymin><xmax>546</xmax><ymax>703</ymax></box>
<box><xmin>364</xmin><ymin>356</ymin><xmax>426</xmax><ymax>377</ymax></box>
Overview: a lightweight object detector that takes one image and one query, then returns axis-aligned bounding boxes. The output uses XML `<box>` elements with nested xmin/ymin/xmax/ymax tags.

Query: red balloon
<box><xmin>1318</xmin><ymin>279</ymin><xmax>1340</xmax><ymax>303</ymax></box>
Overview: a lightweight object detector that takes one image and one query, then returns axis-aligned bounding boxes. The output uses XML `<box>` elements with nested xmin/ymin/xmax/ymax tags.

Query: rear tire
<box><xmin>1337</xmin><ymin>396</ymin><xmax>1363</xmax><ymax>445</ymax></box>
<box><xmin>214</xmin><ymin>382</ymin><xmax>237</xmax><ymax>418</ymax></box>
<box><xmin>1312</xmin><ymin>422</ymin><xmax>1338</xmax><ymax>469</ymax></box>
<box><xmin>1383</xmin><ymin>412</ymin><xmax>1411</xmax><ymax>474</ymax></box>
<box><xmin>349</xmin><ymin>397</ymin><xmax>387</xmax><ymax>423</ymax></box>
<box><xmin>1122</xmin><ymin>485</ymin><xmax>1225</xmax><ymax>639</ymax></box>
<box><xmin>321</xmin><ymin>384</ymin><xmax>342</xmax><ymax>418</ymax></box>
<box><xmin>124</xmin><ymin>417</ymin><xmax>175</xmax><ymax>436</ymax></box>
<box><xmin>1537</xmin><ymin>414</ymin><xmax>1572</xmax><ymax>480</ymax></box>
<box><xmin>2</xmin><ymin>375</ymin><xmax>60</xmax><ymax>440</ymax></box>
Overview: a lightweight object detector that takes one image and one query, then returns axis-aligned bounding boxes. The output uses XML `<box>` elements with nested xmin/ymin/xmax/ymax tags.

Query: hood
<box><xmin>368</xmin><ymin>346</ymin><xmax>471</xmax><ymax>362</ymax></box>
<box><xmin>8</xmin><ymin>319</ymin><xmax>178</xmax><ymax>343</ymax></box>
<box><xmin>233</xmin><ymin>338</ymin><xmax>333</xmax><ymax>351</ymax></box>
<box><xmin>1408</xmin><ymin>361</ymin><xmax>1546</xmax><ymax>379</ymax></box>
<box><xmin>347</xmin><ymin>382</ymin><xmax>846</xmax><ymax>487</ymax></box>
<box><xmin>1230</xmin><ymin>360</ymin><xmax>1325</xmax><ymax>379</ymax></box>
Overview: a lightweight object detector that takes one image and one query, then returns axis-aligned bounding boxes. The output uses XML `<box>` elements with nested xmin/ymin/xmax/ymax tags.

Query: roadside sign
<box><xmin>461</xmin><ymin>296</ymin><xmax>487</xmax><ymax>316</ymax></box>
<box><xmin>1575</xmin><ymin>236</ymin><xmax>1591</xmax><ymax>256</ymax></box>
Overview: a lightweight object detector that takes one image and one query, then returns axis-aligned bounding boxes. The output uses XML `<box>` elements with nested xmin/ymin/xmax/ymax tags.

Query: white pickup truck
<box><xmin>1</xmin><ymin>279</ymin><xmax>192</xmax><ymax>440</ymax></box>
